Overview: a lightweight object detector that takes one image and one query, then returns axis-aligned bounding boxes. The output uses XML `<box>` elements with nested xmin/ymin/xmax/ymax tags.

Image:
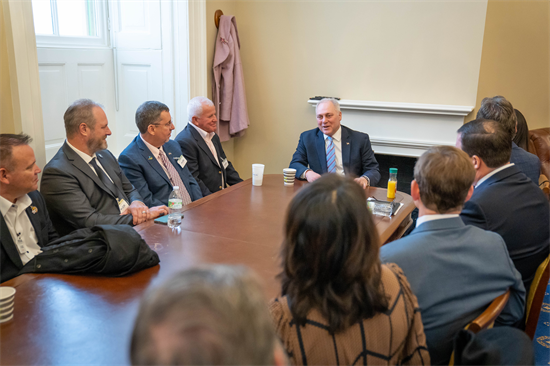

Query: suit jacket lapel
<box><xmin>63</xmin><ymin>143</ymin><xmax>117</xmax><ymax>199</ymax></box>
<box><xmin>96</xmin><ymin>152</ymin><xmax>126</xmax><ymax>200</ymax></box>
<box><xmin>137</xmin><ymin>137</ymin><xmax>172</xmax><ymax>186</ymax></box>
<box><xmin>189</xmin><ymin>125</ymin><xmax>220</xmax><ymax>167</ymax></box>
<box><xmin>0</xmin><ymin>216</ymin><xmax>24</xmax><ymax>269</ymax></box>
<box><xmin>341</xmin><ymin>127</ymin><xmax>351</xmax><ymax>172</ymax></box>
<box><xmin>315</xmin><ymin>130</ymin><xmax>327</xmax><ymax>173</ymax></box>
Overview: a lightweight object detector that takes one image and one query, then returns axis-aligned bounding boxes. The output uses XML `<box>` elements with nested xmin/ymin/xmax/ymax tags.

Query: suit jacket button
<box><xmin>219</xmin><ymin>186</ymin><xmax>222</xmax><ymax>189</ymax></box>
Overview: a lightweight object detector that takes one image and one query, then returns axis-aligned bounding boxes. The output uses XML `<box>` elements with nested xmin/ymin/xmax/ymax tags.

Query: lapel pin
<box><xmin>168</xmin><ymin>152</ymin><xmax>172</xmax><ymax>155</ymax></box>
<box><xmin>31</xmin><ymin>206</ymin><xmax>38</xmax><ymax>214</ymax></box>
<box><xmin>148</xmin><ymin>156</ymin><xmax>153</xmax><ymax>160</ymax></box>
<box><xmin>346</xmin><ymin>142</ymin><xmax>350</xmax><ymax>145</ymax></box>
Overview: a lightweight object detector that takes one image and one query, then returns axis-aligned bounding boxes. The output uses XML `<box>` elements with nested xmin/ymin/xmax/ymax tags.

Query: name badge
<box><xmin>117</xmin><ymin>198</ymin><xmax>130</xmax><ymax>214</ymax></box>
<box><xmin>222</xmin><ymin>158</ymin><xmax>229</xmax><ymax>169</ymax></box>
<box><xmin>177</xmin><ymin>155</ymin><xmax>187</xmax><ymax>168</ymax></box>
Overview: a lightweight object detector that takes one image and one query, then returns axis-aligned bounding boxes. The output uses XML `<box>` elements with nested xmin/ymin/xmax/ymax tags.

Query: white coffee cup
<box><xmin>252</xmin><ymin>164</ymin><xmax>265</xmax><ymax>186</ymax></box>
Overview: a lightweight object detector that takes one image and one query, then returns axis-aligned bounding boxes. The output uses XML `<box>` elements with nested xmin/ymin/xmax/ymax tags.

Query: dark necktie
<box><xmin>90</xmin><ymin>157</ymin><xmax>124</xmax><ymax>200</ymax></box>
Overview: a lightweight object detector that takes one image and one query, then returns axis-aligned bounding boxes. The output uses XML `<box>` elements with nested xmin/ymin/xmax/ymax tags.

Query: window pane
<box><xmin>31</xmin><ymin>0</ymin><xmax>54</xmax><ymax>35</ymax></box>
<box><xmin>58</xmin><ymin>0</ymin><xmax>97</xmax><ymax>37</ymax></box>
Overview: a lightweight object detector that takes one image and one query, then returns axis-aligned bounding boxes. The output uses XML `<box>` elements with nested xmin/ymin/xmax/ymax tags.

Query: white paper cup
<box><xmin>0</xmin><ymin>287</ymin><xmax>15</xmax><ymax>303</ymax></box>
<box><xmin>283</xmin><ymin>168</ymin><xmax>297</xmax><ymax>176</ymax></box>
<box><xmin>0</xmin><ymin>287</ymin><xmax>15</xmax><ymax>323</ymax></box>
<box><xmin>0</xmin><ymin>300</ymin><xmax>13</xmax><ymax>309</ymax></box>
<box><xmin>252</xmin><ymin>164</ymin><xmax>265</xmax><ymax>186</ymax></box>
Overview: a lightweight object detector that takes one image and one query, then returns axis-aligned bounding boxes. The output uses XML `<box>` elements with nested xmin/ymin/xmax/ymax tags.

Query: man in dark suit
<box><xmin>380</xmin><ymin>145</ymin><xmax>525</xmax><ymax>365</ymax></box>
<box><xmin>0</xmin><ymin>134</ymin><xmax>58</xmax><ymax>282</ymax></box>
<box><xmin>457</xmin><ymin>119</ymin><xmax>549</xmax><ymax>292</ymax></box>
<box><xmin>175</xmin><ymin>97</ymin><xmax>242</xmax><ymax>196</ymax></box>
<box><xmin>476</xmin><ymin>96</ymin><xmax>540</xmax><ymax>184</ymax></box>
<box><xmin>119</xmin><ymin>101</ymin><xmax>202</xmax><ymax>207</ymax></box>
<box><xmin>41</xmin><ymin>99</ymin><xmax>168</xmax><ymax>236</ymax></box>
<box><xmin>289</xmin><ymin>98</ymin><xmax>380</xmax><ymax>188</ymax></box>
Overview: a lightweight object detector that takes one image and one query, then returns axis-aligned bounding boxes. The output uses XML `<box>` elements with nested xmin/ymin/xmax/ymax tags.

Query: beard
<box><xmin>87</xmin><ymin>135</ymin><xmax>108</xmax><ymax>154</ymax></box>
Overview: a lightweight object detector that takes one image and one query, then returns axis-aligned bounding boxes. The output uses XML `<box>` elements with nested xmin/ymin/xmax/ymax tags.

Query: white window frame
<box><xmin>35</xmin><ymin>0</ymin><xmax>110</xmax><ymax>49</ymax></box>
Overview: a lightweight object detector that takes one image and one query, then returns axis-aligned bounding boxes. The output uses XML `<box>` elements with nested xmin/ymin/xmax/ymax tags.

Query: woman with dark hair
<box><xmin>270</xmin><ymin>174</ymin><xmax>429</xmax><ymax>365</ymax></box>
<box><xmin>513</xmin><ymin>109</ymin><xmax>530</xmax><ymax>151</ymax></box>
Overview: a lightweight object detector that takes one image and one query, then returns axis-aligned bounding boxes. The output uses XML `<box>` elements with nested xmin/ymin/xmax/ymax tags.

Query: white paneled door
<box><xmin>35</xmin><ymin>0</ymin><xmax>170</xmax><ymax>162</ymax></box>
<box><xmin>37</xmin><ymin>48</ymin><xmax>117</xmax><ymax>161</ymax></box>
<box><xmin>115</xmin><ymin>50</ymin><xmax>163</xmax><ymax>149</ymax></box>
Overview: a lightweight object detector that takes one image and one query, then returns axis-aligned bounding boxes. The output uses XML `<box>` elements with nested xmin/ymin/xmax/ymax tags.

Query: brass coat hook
<box><xmin>214</xmin><ymin>9</ymin><xmax>224</xmax><ymax>29</ymax></box>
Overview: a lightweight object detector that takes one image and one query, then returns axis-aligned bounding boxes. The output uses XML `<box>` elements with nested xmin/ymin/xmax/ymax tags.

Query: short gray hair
<box><xmin>187</xmin><ymin>96</ymin><xmax>214</xmax><ymax>122</ymax></box>
<box><xmin>130</xmin><ymin>265</ymin><xmax>277</xmax><ymax>365</ymax></box>
<box><xmin>135</xmin><ymin>101</ymin><xmax>170</xmax><ymax>134</ymax></box>
<box><xmin>64</xmin><ymin>99</ymin><xmax>104</xmax><ymax>138</ymax></box>
<box><xmin>315</xmin><ymin>98</ymin><xmax>341</xmax><ymax>114</ymax></box>
<box><xmin>476</xmin><ymin>96</ymin><xmax>517</xmax><ymax>138</ymax></box>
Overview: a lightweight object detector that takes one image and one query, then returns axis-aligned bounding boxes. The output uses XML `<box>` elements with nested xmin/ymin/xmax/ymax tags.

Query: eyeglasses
<box><xmin>153</xmin><ymin>121</ymin><xmax>174</xmax><ymax>128</ymax></box>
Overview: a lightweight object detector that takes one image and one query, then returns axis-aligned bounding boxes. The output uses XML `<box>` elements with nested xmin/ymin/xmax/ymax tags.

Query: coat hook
<box><xmin>215</xmin><ymin>9</ymin><xmax>224</xmax><ymax>29</ymax></box>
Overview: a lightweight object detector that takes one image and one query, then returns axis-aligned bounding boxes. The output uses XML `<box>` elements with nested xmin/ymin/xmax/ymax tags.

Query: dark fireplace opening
<box><xmin>374</xmin><ymin>154</ymin><xmax>418</xmax><ymax>195</ymax></box>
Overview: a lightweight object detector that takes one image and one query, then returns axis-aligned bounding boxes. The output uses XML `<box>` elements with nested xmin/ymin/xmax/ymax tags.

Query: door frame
<box><xmin>4</xmin><ymin>0</ymin><xmax>207</xmax><ymax>165</ymax></box>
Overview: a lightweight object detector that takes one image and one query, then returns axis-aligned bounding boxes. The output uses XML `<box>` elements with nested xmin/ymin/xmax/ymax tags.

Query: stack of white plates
<box><xmin>0</xmin><ymin>287</ymin><xmax>16</xmax><ymax>323</ymax></box>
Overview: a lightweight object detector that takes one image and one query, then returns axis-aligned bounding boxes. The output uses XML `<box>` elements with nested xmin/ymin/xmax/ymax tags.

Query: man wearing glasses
<box><xmin>119</xmin><ymin>101</ymin><xmax>202</xmax><ymax>208</ymax></box>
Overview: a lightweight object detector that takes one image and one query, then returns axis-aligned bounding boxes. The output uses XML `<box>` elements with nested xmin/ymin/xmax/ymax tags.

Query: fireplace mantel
<box><xmin>308</xmin><ymin>99</ymin><xmax>473</xmax><ymax>157</ymax></box>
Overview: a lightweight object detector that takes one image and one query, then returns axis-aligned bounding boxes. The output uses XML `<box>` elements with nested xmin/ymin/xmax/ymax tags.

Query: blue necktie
<box><xmin>326</xmin><ymin>136</ymin><xmax>336</xmax><ymax>173</ymax></box>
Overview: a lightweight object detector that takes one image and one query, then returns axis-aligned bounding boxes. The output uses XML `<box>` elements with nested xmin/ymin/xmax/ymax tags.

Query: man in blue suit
<box><xmin>476</xmin><ymin>96</ymin><xmax>540</xmax><ymax>184</ymax></box>
<box><xmin>119</xmin><ymin>101</ymin><xmax>202</xmax><ymax>208</ymax></box>
<box><xmin>457</xmin><ymin>119</ymin><xmax>549</xmax><ymax>292</ymax></box>
<box><xmin>1</xmin><ymin>134</ymin><xmax>58</xmax><ymax>282</ymax></box>
<box><xmin>380</xmin><ymin>145</ymin><xmax>525</xmax><ymax>365</ymax></box>
<box><xmin>289</xmin><ymin>98</ymin><xmax>380</xmax><ymax>188</ymax></box>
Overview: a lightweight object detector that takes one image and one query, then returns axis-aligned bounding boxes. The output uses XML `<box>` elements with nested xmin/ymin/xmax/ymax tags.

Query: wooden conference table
<box><xmin>0</xmin><ymin>175</ymin><xmax>414</xmax><ymax>365</ymax></box>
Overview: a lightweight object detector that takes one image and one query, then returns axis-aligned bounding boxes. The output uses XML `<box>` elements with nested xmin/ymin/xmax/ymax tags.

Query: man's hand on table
<box><xmin>150</xmin><ymin>205</ymin><xmax>169</xmax><ymax>219</ymax></box>
<box><xmin>123</xmin><ymin>201</ymin><xmax>150</xmax><ymax>225</ymax></box>
<box><xmin>354</xmin><ymin>176</ymin><xmax>370</xmax><ymax>189</ymax></box>
<box><xmin>305</xmin><ymin>170</ymin><xmax>322</xmax><ymax>183</ymax></box>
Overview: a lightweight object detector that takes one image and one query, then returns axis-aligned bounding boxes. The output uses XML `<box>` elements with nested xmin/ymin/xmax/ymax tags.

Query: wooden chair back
<box><xmin>449</xmin><ymin>289</ymin><xmax>511</xmax><ymax>365</ymax></box>
<box><xmin>465</xmin><ymin>289</ymin><xmax>511</xmax><ymax>334</ymax></box>
<box><xmin>525</xmin><ymin>255</ymin><xmax>550</xmax><ymax>339</ymax></box>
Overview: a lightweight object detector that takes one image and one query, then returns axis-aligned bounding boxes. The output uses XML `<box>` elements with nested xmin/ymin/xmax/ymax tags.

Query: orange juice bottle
<box><xmin>387</xmin><ymin>168</ymin><xmax>398</xmax><ymax>199</ymax></box>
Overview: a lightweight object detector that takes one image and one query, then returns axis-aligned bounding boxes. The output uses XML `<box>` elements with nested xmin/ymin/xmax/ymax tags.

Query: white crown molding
<box><xmin>308</xmin><ymin>99</ymin><xmax>473</xmax><ymax>117</ymax></box>
<box><xmin>370</xmin><ymin>138</ymin><xmax>440</xmax><ymax>151</ymax></box>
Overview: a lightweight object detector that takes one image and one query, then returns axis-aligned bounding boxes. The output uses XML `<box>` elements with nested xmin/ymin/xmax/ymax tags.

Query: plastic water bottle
<box><xmin>168</xmin><ymin>186</ymin><xmax>183</xmax><ymax>228</ymax></box>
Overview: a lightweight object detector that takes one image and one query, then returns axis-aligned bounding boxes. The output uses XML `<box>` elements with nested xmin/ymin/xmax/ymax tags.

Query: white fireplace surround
<box><xmin>308</xmin><ymin>99</ymin><xmax>473</xmax><ymax>157</ymax></box>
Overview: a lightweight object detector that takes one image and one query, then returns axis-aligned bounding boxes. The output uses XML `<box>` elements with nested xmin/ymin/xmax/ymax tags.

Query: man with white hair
<box><xmin>290</xmin><ymin>98</ymin><xmax>380</xmax><ymax>188</ymax></box>
<box><xmin>175</xmin><ymin>97</ymin><xmax>242</xmax><ymax>196</ymax></box>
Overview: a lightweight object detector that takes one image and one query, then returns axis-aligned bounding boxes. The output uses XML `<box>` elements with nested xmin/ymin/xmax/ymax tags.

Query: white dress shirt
<box><xmin>66</xmin><ymin>140</ymin><xmax>114</xmax><ymax>183</ymax></box>
<box><xmin>0</xmin><ymin>194</ymin><xmax>42</xmax><ymax>265</ymax></box>
<box><xmin>475</xmin><ymin>163</ymin><xmax>514</xmax><ymax>188</ymax></box>
<box><xmin>189</xmin><ymin>123</ymin><xmax>224</xmax><ymax>189</ymax></box>
<box><xmin>140</xmin><ymin>135</ymin><xmax>171</xmax><ymax>178</ymax></box>
<box><xmin>416</xmin><ymin>214</ymin><xmax>460</xmax><ymax>228</ymax></box>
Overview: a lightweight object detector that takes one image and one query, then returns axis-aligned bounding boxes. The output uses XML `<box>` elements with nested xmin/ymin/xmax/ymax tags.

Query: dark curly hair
<box><xmin>279</xmin><ymin>174</ymin><xmax>388</xmax><ymax>333</ymax></box>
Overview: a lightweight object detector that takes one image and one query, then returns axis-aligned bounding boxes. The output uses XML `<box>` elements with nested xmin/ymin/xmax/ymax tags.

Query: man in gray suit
<box><xmin>41</xmin><ymin>99</ymin><xmax>168</xmax><ymax>236</ymax></box>
<box><xmin>380</xmin><ymin>146</ymin><xmax>524</xmax><ymax>365</ymax></box>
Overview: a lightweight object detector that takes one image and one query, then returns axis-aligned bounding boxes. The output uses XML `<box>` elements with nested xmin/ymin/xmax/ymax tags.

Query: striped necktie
<box><xmin>326</xmin><ymin>136</ymin><xmax>336</xmax><ymax>173</ymax></box>
<box><xmin>158</xmin><ymin>150</ymin><xmax>193</xmax><ymax>205</ymax></box>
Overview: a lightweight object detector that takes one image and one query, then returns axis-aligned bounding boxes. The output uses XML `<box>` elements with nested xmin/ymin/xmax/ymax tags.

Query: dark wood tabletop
<box><xmin>0</xmin><ymin>174</ymin><xmax>414</xmax><ymax>366</ymax></box>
